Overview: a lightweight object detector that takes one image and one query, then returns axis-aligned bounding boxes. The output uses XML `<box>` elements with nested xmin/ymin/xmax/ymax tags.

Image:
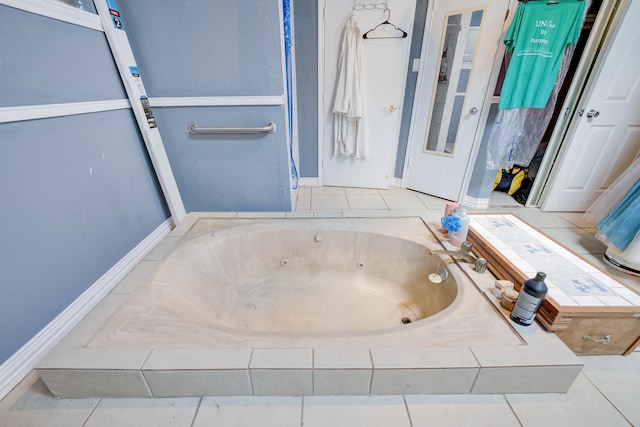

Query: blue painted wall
<box><xmin>0</xmin><ymin>6</ymin><xmax>124</xmax><ymax>106</ymax></box>
<box><xmin>152</xmin><ymin>106</ymin><xmax>289</xmax><ymax>211</ymax></box>
<box><xmin>118</xmin><ymin>1</ymin><xmax>292</xmax><ymax>211</ymax></box>
<box><xmin>0</xmin><ymin>6</ymin><xmax>169</xmax><ymax>365</ymax></box>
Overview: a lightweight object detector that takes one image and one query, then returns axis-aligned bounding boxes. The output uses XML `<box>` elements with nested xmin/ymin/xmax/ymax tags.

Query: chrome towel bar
<box><xmin>187</xmin><ymin>122</ymin><xmax>276</xmax><ymax>135</ymax></box>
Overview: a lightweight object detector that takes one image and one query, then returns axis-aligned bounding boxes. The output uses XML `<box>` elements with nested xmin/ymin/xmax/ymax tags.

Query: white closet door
<box><xmin>543</xmin><ymin>0</ymin><xmax>640</xmax><ymax>212</ymax></box>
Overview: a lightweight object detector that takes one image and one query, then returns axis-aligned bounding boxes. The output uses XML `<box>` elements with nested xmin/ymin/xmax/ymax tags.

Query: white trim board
<box><xmin>463</xmin><ymin>195</ymin><xmax>490</xmax><ymax>210</ymax></box>
<box><xmin>0</xmin><ymin>99</ymin><xmax>130</xmax><ymax>124</ymax></box>
<box><xmin>0</xmin><ymin>0</ymin><xmax>103</xmax><ymax>31</ymax></box>
<box><xmin>149</xmin><ymin>96</ymin><xmax>286</xmax><ymax>108</ymax></box>
<box><xmin>0</xmin><ymin>218</ymin><xmax>173</xmax><ymax>401</ymax></box>
<box><xmin>95</xmin><ymin>0</ymin><xmax>186</xmax><ymax>223</ymax></box>
<box><xmin>298</xmin><ymin>177</ymin><xmax>319</xmax><ymax>187</ymax></box>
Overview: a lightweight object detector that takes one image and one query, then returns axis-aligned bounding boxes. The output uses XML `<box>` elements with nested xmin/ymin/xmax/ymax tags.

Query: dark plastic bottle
<box><xmin>510</xmin><ymin>272</ymin><xmax>548</xmax><ymax>326</ymax></box>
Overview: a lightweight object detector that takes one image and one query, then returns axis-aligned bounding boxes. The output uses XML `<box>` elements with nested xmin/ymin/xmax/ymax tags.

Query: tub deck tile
<box><xmin>251</xmin><ymin>369</ymin><xmax>313</xmax><ymax>396</ymax></box>
<box><xmin>370</xmin><ymin>367</ymin><xmax>479</xmax><ymax>395</ymax></box>
<box><xmin>143</xmin><ymin>348</ymin><xmax>252</xmax><ymax>370</ymax></box>
<box><xmin>143</xmin><ymin>369</ymin><xmax>252</xmax><ymax>397</ymax></box>
<box><xmin>37</xmin><ymin>369</ymin><xmax>152</xmax><ymax>399</ymax></box>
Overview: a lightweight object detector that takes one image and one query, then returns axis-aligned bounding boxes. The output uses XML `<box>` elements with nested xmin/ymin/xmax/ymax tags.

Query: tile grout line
<box><xmin>502</xmin><ymin>394</ymin><xmax>525</xmax><ymax>427</ymax></box>
<box><xmin>402</xmin><ymin>394</ymin><xmax>415</xmax><ymax>427</ymax></box>
<box><xmin>248</xmin><ymin>348</ymin><xmax>255</xmax><ymax>396</ymax></box>
<box><xmin>188</xmin><ymin>397</ymin><xmax>204</xmax><ymax>427</ymax></box>
<box><xmin>79</xmin><ymin>398</ymin><xmax>101</xmax><ymax>427</ymax></box>
<box><xmin>300</xmin><ymin>396</ymin><xmax>306</xmax><ymax>427</ymax></box>
<box><xmin>580</xmin><ymin>370</ymin><xmax>636</xmax><ymax>426</ymax></box>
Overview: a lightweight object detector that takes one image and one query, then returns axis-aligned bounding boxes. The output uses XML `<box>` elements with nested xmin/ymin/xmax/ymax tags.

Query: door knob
<box><xmin>386</xmin><ymin>105</ymin><xmax>399</xmax><ymax>113</ymax></box>
<box><xmin>469</xmin><ymin>107</ymin><xmax>479</xmax><ymax>115</ymax></box>
<box><xmin>586</xmin><ymin>109</ymin><xmax>600</xmax><ymax>118</ymax></box>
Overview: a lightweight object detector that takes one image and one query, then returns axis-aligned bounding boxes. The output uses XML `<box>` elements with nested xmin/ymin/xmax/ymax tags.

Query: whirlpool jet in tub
<box><xmin>38</xmin><ymin>217</ymin><xmax>583</xmax><ymax>398</ymax></box>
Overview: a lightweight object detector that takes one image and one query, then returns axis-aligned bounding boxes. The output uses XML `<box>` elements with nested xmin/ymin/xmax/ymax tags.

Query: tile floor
<box><xmin>1</xmin><ymin>187</ymin><xmax>639</xmax><ymax>427</ymax></box>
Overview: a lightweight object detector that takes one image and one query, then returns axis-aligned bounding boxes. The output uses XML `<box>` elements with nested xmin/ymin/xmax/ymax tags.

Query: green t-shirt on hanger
<box><xmin>499</xmin><ymin>0</ymin><xmax>585</xmax><ymax>110</ymax></box>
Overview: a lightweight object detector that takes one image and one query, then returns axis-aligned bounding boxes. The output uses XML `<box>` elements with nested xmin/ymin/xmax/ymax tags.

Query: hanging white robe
<box><xmin>333</xmin><ymin>15</ymin><xmax>365</xmax><ymax>158</ymax></box>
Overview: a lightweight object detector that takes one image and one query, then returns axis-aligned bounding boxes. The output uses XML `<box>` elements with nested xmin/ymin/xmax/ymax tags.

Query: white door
<box><xmin>321</xmin><ymin>0</ymin><xmax>415</xmax><ymax>188</ymax></box>
<box><xmin>543</xmin><ymin>0</ymin><xmax>640</xmax><ymax>212</ymax></box>
<box><xmin>404</xmin><ymin>0</ymin><xmax>509</xmax><ymax>201</ymax></box>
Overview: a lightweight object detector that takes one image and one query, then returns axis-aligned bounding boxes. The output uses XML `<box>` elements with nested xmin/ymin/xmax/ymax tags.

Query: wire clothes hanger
<box><xmin>362</xmin><ymin>8</ymin><xmax>408</xmax><ymax>39</ymax></box>
<box><xmin>519</xmin><ymin>0</ymin><xmax>584</xmax><ymax>3</ymax></box>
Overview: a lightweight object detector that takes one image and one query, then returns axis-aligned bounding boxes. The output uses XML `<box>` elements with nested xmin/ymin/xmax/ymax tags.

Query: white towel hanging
<box><xmin>333</xmin><ymin>15</ymin><xmax>365</xmax><ymax>159</ymax></box>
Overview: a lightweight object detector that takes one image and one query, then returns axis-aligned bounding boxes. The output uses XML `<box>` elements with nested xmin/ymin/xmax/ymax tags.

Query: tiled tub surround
<box><xmin>36</xmin><ymin>215</ymin><xmax>582</xmax><ymax>398</ymax></box>
<box><xmin>470</xmin><ymin>214</ymin><xmax>640</xmax><ymax>308</ymax></box>
<box><xmin>469</xmin><ymin>214</ymin><xmax>640</xmax><ymax>355</ymax></box>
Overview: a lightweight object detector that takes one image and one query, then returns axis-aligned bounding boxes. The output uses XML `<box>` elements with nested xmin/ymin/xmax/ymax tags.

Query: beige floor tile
<box><xmin>344</xmin><ymin>187</ymin><xmax>380</xmax><ymax>194</ymax></box>
<box><xmin>490</xmin><ymin>191</ymin><xmax>523</xmax><ymax>207</ymax></box>
<box><xmin>580</xmin><ymin>353</ymin><xmax>640</xmax><ymax>425</ymax></box>
<box><xmin>311</xmin><ymin>194</ymin><xmax>349</xmax><ymax>210</ymax></box>
<box><xmin>0</xmin><ymin>371</ymin><xmax>98</xmax><ymax>427</ymax></box>
<box><xmin>389</xmin><ymin>209</ymin><xmax>430</xmax><ymax>217</ymax></box>
<box><xmin>312</xmin><ymin>186</ymin><xmax>346</xmax><ymax>195</ymax></box>
<box><xmin>342</xmin><ymin>210</ymin><xmax>392</xmax><ymax>217</ymax></box>
<box><xmin>192</xmin><ymin>397</ymin><xmax>302</xmax><ymax>427</ymax></box>
<box><xmin>84</xmin><ymin>397</ymin><xmax>199</xmax><ymax>427</ymax></box>
<box><xmin>381</xmin><ymin>194</ymin><xmax>427</xmax><ymax>209</ymax></box>
<box><xmin>542</xmin><ymin>227</ymin><xmax>607</xmax><ymax>254</ymax></box>
<box><xmin>346</xmin><ymin>194</ymin><xmax>388</xmax><ymax>210</ymax></box>
<box><xmin>297</xmin><ymin>186</ymin><xmax>312</xmax><ymax>198</ymax></box>
<box><xmin>303</xmin><ymin>395</ymin><xmax>411</xmax><ymax>427</ymax></box>
<box><xmin>414</xmin><ymin>193</ymin><xmax>449</xmax><ymax>210</ymax></box>
<box><xmin>506</xmin><ymin>374</ymin><xmax>630</xmax><ymax>427</ymax></box>
<box><xmin>313</xmin><ymin>211</ymin><xmax>344</xmax><ymax>218</ymax></box>
<box><xmin>511</xmin><ymin>210</ymin><xmax>576</xmax><ymax>229</ymax></box>
<box><xmin>286</xmin><ymin>210</ymin><xmax>315</xmax><ymax>218</ymax></box>
<box><xmin>380</xmin><ymin>186</ymin><xmax>409</xmax><ymax>194</ymax></box>
<box><xmin>295</xmin><ymin>195</ymin><xmax>311</xmax><ymax>210</ymax></box>
<box><xmin>555</xmin><ymin>211</ymin><xmax>597</xmax><ymax>228</ymax></box>
<box><xmin>406</xmin><ymin>394</ymin><xmax>520</xmax><ymax>427</ymax></box>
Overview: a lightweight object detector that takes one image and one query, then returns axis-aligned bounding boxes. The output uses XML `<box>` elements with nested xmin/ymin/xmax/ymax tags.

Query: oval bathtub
<box><xmin>40</xmin><ymin>217</ymin><xmax>574</xmax><ymax>399</ymax></box>
<box><xmin>91</xmin><ymin>217</ymin><xmax>482</xmax><ymax>348</ymax></box>
<box><xmin>151</xmin><ymin>226</ymin><xmax>459</xmax><ymax>335</ymax></box>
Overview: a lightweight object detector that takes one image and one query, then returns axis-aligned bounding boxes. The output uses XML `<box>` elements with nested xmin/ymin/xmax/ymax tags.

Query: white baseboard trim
<box><xmin>463</xmin><ymin>195</ymin><xmax>490</xmax><ymax>210</ymax></box>
<box><xmin>295</xmin><ymin>178</ymin><xmax>405</xmax><ymax>189</ymax></box>
<box><xmin>0</xmin><ymin>218</ymin><xmax>174</xmax><ymax>401</ymax></box>
<box><xmin>298</xmin><ymin>177</ymin><xmax>319</xmax><ymax>187</ymax></box>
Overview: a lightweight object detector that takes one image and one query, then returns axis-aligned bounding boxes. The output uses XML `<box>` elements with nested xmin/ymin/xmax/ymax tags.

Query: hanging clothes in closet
<box><xmin>486</xmin><ymin>0</ymin><xmax>588</xmax><ymax>170</ymax></box>
<box><xmin>500</xmin><ymin>0</ymin><xmax>585</xmax><ymax>110</ymax></box>
<box><xmin>333</xmin><ymin>15</ymin><xmax>365</xmax><ymax>158</ymax></box>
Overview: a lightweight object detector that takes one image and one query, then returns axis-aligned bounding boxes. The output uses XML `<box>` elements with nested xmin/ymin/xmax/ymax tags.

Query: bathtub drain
<box><xmin>401</xmin><ymin>317</ymin><xmax>412</xmax><ymax>324</ymax></box>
